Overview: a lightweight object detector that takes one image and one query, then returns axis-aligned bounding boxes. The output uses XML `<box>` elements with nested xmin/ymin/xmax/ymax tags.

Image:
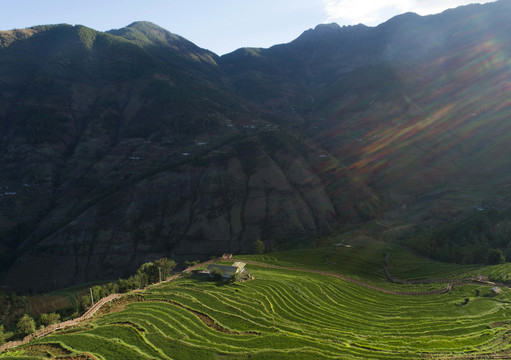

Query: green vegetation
<box><xmin>0</xmin><ymin>257</ymin><xmax>177</xmax><ymax>347</ymax></box>
<box><xmin>0</xmin><ymin>325</ymin><xmax>6</xmax><ymax>345</ymax></box>
<box><xmin>254</xmin><ymin>238</ymin><xmax>265</xmax><ymax>254</ymax></box>
<box><xmin>15</xmin><ymin>315</ymin><xmax>35</xmax><ymax>337</ymax></box>
<box><xmin>184</xmin><ymin>260</ymin><xmax>201</xmax><ymax>267</ymax></box>
<box><xmin>3</xmin><ymin>244</ymin><xmax>511</xmax><ymax>359</ymax></box>
<box><xmin>38</xmin><ymin>313</ymin><xmax>60</xmax><ymax>328</ymax></box>
<box><xmin>407</xmin><ymin>207</ymin><xmax>511</xmax><ymax>265</ymax></box>
<box><xmin>13</xmin><ymin>106</ymin><xmax>68</xmax><ymax>144</ymax></box>
<box><xmin>76</xmin><ymin>25</ymin><xmax>98</xmax><ymax>48</ymax></box>
<box><xmin>79</xmin><ymin>257</ymin><xmax>177</xmax><ymax>308</ymax></box>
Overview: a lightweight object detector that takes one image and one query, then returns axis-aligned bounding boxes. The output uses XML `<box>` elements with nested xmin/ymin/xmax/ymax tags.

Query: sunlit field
<box><xmin>4</xmin><ymin>241</ymin><xmax>511</xmax><ymax>359</ymax></box>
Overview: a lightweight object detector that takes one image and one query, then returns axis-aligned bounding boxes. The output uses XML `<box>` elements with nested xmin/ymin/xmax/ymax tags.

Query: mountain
<box><xmin>0</xmin><ymin>22</ymin><xmax>378</xmax><ymax>292</ymax></box>
<box><xmin>1</xmin><ymin>0</ymin><xmax>511</xmax><ymax>292</ymax></box>
<box><xmin>221</xmin><ymin>0</ymin><xmax>511</xmax><ymax>214</ymax></box>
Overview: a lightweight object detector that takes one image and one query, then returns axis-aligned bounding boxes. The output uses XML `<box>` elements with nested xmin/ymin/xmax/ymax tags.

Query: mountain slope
<box><xmin>0</xmin><ymin>23</ymin><xmax>378</xmax><ymax>292</ymax></box>
<box><xmin>221</xmin><ymin>0</ymin><xmax>511</xmax><ymax>218</ymax></box>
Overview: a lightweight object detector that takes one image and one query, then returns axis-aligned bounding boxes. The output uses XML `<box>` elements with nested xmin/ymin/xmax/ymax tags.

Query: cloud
<box><xmin>322</xmin><ymin>0</ymin><xmax>406</xmax><ymax>25</ymax></box>
<box><xmin>321</xmin><ymin>0</ymin><xmax>496</xmax><ymax>25</ymax></box>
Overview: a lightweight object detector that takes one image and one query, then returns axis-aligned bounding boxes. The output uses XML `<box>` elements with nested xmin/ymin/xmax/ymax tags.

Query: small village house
<box><xmin>490</xmin><ymin>287</ymin><xmax>502</xmax><ymax>296</ymax></box>
<box><xmin>205</xmin><ymin>262</ymin><xmax>246</xmax><ymax>279</ymax></box>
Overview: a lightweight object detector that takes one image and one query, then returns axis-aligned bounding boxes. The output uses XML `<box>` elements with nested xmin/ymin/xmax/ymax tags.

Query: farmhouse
<box><xmin>490</xmin><ymin>287</ymin><xmax>502</xmax><ymax>295</ymax></box>
<box><xmin>206</xmin><ymin>262</ymin><xmax>246</xmax><ymax>279</ymax></box>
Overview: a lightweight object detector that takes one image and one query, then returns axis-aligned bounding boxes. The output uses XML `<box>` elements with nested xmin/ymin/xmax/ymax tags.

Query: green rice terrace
<box><xmin>3</xmin><ymin>239</ymin><xmax>511</xmax><ymax>359</ymax></box>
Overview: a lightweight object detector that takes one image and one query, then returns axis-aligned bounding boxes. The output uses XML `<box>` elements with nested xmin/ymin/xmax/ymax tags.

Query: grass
<box><xmin>237</xmin><ymin>238</ymin><xmax>478</xmax><ymax>283</ymax></box>
<box><xmin>238</xmin><ymin>239</ymin><xmax>390</xmax><ymax>281</ymax></box>
<box><xmin>3</xmin><ymin>242</ymin><xmax>511</xmax><ymax>359</ymax></box>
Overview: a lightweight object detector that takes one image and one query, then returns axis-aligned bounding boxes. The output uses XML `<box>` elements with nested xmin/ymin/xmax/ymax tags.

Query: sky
<box><xmin>0</xmin><ymin>0</ymin><xmax>497</xmax><ymax>55</ymax></box>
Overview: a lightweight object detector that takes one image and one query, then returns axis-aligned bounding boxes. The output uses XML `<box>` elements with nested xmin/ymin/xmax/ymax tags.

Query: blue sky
<box><xmin>0</xmin><ymin>0</ymin><xmax>496</xmax><ymax>55</ymax></box>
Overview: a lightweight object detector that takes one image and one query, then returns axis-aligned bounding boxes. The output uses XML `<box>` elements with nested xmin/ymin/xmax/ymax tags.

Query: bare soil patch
<box><xmin>28</xmin><ymin>295</ymin><xmax>73</xmax><ymax>316</ymax></box>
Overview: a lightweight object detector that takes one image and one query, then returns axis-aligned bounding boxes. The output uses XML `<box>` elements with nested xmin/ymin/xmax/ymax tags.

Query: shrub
<box><xmin>16</xmin><ymin>314</ymin><xmax>36</xmax><ymax>336</ymax></box>
<box><xmin>39</xmin><ymin>312</ymin><xmax>60</xmax><ymax>327</ymax></box>
<box><xmin>119</xmin><ymin>276</ymin><xmax>141</xmax><ymax>292</ymax></box>
<box><xmin>0</xmin><ymin>325</ymin><xmax>5</xmax><ymax>345</ymax></box>
<box><xmin>79</xmin><ymin>295</ymin><xmax>91</xmax><ymax>311</ymax></box>
<box><xmin>104</xmin><ymin>282</ymin><xmax>119</xmax><ymax>295</ymax></box>
<box><xmin>92</xmin><ymin>285</ymin><xmax>106</xmax><ymax>302</ymax></box>
<box><xmin>154</xmin><ymin>258</ymin><xmax>177</xmax><ymax>281</ymax></box>
<box><xmin>254</xmin><ymin>238</ymin><xmax>265</xmax><ymax>254</ymax></box>
<box><xmin>184</xmin><ymin>260</ymin><xmax>201</xmax><ymax>268</ymax></box>
<box><xmin>486</xmin><ymin>249</ymin><xmax>505</xmax><ymax>265</ymax></box>
<box><xmin>137</xmin><ymin>262</ymin><xmax>158</xmax><ymax>284</ymax></box>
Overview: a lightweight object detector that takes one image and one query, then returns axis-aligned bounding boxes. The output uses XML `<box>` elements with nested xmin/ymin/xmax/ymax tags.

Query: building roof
<box><xmin>491</xmin><ymin>287</ymin><xmax>502</xmax><ymax>294</ymax></box>
<box><xmin>232</xmin><ymin>262</ymin><xmax>246</xmax><ymax>270</ymax></box>
<box><xmin>206</xmin><ymin>262</ymin><xmax>246</xmax><ymax>278</ymax></box>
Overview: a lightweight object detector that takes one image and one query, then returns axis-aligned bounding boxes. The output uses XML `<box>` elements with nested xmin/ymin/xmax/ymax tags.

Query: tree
<box><xmin>39</xmin><ymin>312</ymin><xmax>60</xmax><ymax>327</ymax></box>
<box><xmin>92</xmin><ymin>285</ymin><xmax>105</xmax><ymax>302</ymax></box>
<box><xmin>254</xmin><ymin>238</ymin><xmax>265</xmax><ymax>255</ymax></box>
<box><xmin>134</xmin><ymin>272</ymin><xmax>149</xmax><ymax>288</ymax></box>
<box><xmin>104</xmin><ymin>282</ymin><xmax>119</xmax><ymax>295</ymax></box>
<box><xmin>0</xmin><ymin>324</ymin><xmax>6</xmax><ymax>345</ymax></box>
<box><xmin>486</xmin><ymin>248</ymin><xmax>505</xmax><ymax>265</ymax></box>
<box><xmin>154</xmin><ymin>258</ymin><xmax>177</xmax><ymax>281</ymax></box>
<box><xmin>79</xmin><ymin>294</ymin><xmax>91</xmax><ymax>311</ymax></box>
<box><xmin>184</xmin><ymin>260</ymin><xmax>200</xmax><ymax>268</ymax></box>
<box><xmin>118</xmin><ymin>276</ymin><xmax>140</xmax><ymax>292</ymax></box>
<box><xmin>137</xmin><ymin>262</ymin><xmax>159</xmax><ymax>284</ymax></box>
<box><xmin>16</xmin><ymin>314</ymin><xmax>36</xmax><ymax>336</ymax></box>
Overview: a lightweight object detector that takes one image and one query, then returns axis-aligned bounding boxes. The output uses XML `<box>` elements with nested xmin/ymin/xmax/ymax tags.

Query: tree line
<box><xmin>406</xmin><ymin>207</ymin><xmax>511</xmax><ymax>265</ymax></box>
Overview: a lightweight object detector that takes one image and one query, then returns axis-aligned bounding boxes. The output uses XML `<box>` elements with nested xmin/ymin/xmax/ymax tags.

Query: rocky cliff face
<box><xmin>6</xmin><ymin>142</ymin><xmax>379</xmax><ymax>291</ymax></box>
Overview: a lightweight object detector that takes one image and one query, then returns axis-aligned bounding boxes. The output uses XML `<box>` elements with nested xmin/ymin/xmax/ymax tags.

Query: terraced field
<box><xmin>3</xmin><ymin>241</ymin><xmax>511</xmax><ymax>359</ymax></box>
